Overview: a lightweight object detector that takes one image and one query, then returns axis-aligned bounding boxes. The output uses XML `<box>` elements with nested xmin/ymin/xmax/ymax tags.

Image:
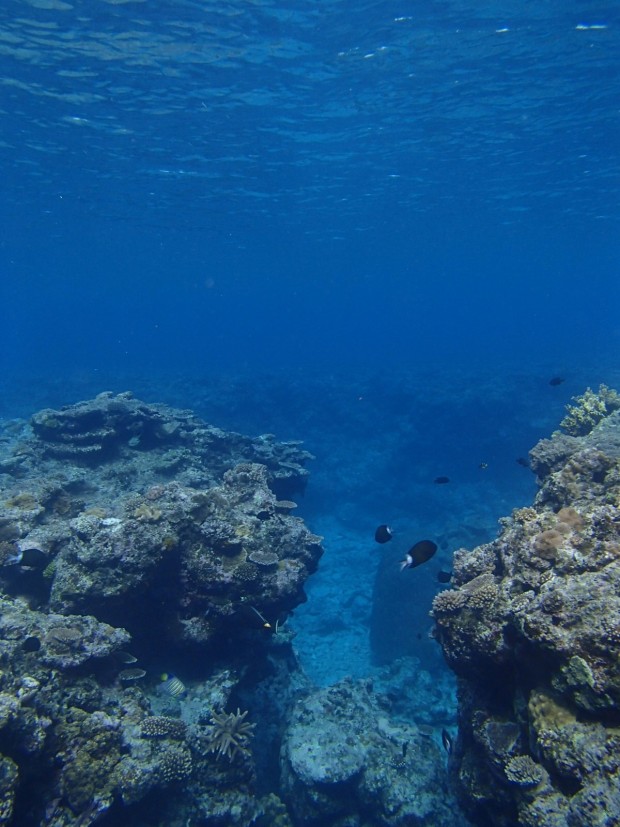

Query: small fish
<box><xmin>437</xmin><ymin>570</ymin><xmax>452</xmax><ymax>584</ymax></box>
<box><xmin>159</xmin><ymin>673</ymin><xmax>186</xmax><ymax>698</ymax></box>
<box><xmin>516</xmin><ymin>456</ymin><xmax>530</xmax><ymax>468</ymax></box>
<box><xmin>478</xmin><ymin>462</ymin><xmax>488</xmax><ymax>470</ymax></box>
<box><xmin>434</xmin><ymin>476</ymin><xmax>450</xmax><ymax>484</ymax></box>
<box><xmin>441</xmin><ymin>728</ymin><xmax>453</xmax><ymax>754</ymax></box>
<box><xmin>374</xmin><ymin>524</ymin><xmax>393</xmax><ymax>544</ymax></box>
<box><xmin>118</xmin><ymin>668</ymin><xmax>146</xmax><ymax>682</ymax></box>
<box><xmin>4</xmin><ymin>547</ymin><xmax>48</xmax><ymax>568</ymax></box>
<box><xmin>400</xmin><ymin>540</ymin><xmax>438</xmax><ymax>571</ymax></box>
<box><xmin>549</xmin><ymin>376</ymin><xmax>565</xmax><ymax>386</ymax></box>
<box><xmin>249</xmin><ymin>605</ymin><xmax>272</xmax><ymax>630</ymax></box>
<box><xmin>115</xmin><ymin>650</ymin><xmax>138</xmax><ymax>664</ymax></box>
<box><xmin>22</xmin><ymin>636</ymin><xmax>41</xmax><ymax>652</ymax></box>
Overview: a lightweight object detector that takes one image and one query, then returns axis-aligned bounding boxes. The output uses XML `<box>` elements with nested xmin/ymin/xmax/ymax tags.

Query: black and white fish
<box><xmin>400</xmin><ymin>540</ymin><xmax>437</xmax><ymax>571</ymax></box>
<box><xmin>374</xmin><ymin>524</ymin><xmax>393</xmax><ymax>544</ymax></box>
<box><xmin>4</xmin><ymin>546</ymin><xmax>48</xmax><ymax>568</ymax></box>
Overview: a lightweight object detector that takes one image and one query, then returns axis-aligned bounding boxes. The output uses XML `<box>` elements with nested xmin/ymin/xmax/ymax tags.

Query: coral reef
<box><xmin>0</xmin><ymin>393</ymin><xmax>322</xmax><ymax>650</ymax></box>
<box><xmin>281</xmin><ymin>677</ymin><xmax>467</xmax><ymax>826</ymax></box>
<box><xmin>432</xmin><ymin>398</ymin><xmax>620</xmax><ymax>826</ymax></box>
<box><xmin>29</xmin><ymin>392</ymin><xmax>313</xmax><ymax>497</ymax></box>
<box><xmin>202</xmin><ymin>707</ymin><xmax>255</xmax><ymax>762</ymax></box>
<box><xmin>559</xmin><ymin>384</ymin><xmax>620</xmax><ymax>436</ymax></box>
<box><xmin>0</xmin><ymin>393</ymin><xmax>323</xmax><ymax>826</ymax></box>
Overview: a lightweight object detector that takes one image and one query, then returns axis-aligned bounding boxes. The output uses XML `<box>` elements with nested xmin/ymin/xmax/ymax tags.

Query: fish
<box><xmin>400</xmin><ymin>540</ymin><xmax>437</xmax><ymax>571</ymax></box>
<box><xmin>249</xmin><ymin>605</ymin><xmax>272</xmax><ymax>630</ymax></box>
<box><xmin>434</xmin><ymin>476</ymin><xmax>450</xmax><ymax>484</ymax></box>
<box><xmin>118</xmin><ymin>668</ymin><xmax>146</xmax><ymax>681</ymax></box>
<box><xmin>516</xmin><ymin>456</ymin><xmax>530</xmax><ymax>468</ymax></box>
<box><xmin>159</xmin><ymin>673</ymin><xmax>186</xmax><ymax>698</ymax></box>
<box><xmin>114</xmin><ymin>650</ymin><xmax>138</xmax><ymax>664</ymax></box>
<box><xmin>22</xmin><ymin>636</ymin><xmax>41</xmax><ymax>652</ymax></box>
<box><xmin>4</xmin><ymin>547</ymin><xmax>48</xmax><ymax>568</ymax></box>
<box><xmin>478</xmin><ymin>462</ymin><xmax>488</xmax><ymax>470</ymax></box>
<box><xmin>549</xmin><ymin>376</ymin><xmax>565</xmax><ymax>386</ymax></box>
<box><xmin>437</xmin><ymin>570</ymin><xmax>452</xmax><ymax>584</ymax></box>
<box><xmin>441</xmin><ymin>728</ymin><xmax>453</xmax><ymax>754</ymax></box>
<box><xmin>374</xmin><ymin>524</ymin><xmax>393</xmax><ymax>544</ymax></box>
<box><xmin>236</xmin><ymin>604</ymin><xmax>274</xmax><ymax>630</ymax></box>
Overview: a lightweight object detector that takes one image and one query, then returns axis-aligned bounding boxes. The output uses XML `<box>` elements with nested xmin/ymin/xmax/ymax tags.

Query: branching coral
<box><xmin>203</xmin><ymin>708</ymin><xmax>255</xmax><ymax>762</ymax></box>
<box><xmin>560</xmin><ymin>385</ymin><xmax>620</xmax><ymax>436</ymax></box>
<box><xmin>157</xmin><ymin>747</ymin><xmax>193</xmax><ymax>783</ymax></box>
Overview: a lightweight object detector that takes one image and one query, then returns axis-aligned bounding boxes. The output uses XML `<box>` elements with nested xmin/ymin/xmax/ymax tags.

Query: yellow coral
<box><xmin>556</xmin><ymin>507</ymin><xmax>584</xmax><ymax>530</ymax></box>
<box><xmin>132</xmin><ymin>504</ymin><xmax>162</xmax><ymax>522</ymax></box>
<box><xmin>5</xmin><ymin>492</ymin><xmax>38</xmax><ymax>510</ymax></box>
<box><xmin>528</xmin><ymin>689</ymin><xmax>575</xmax><ymax>739</ymax></box>
<box><xmin>560</xmin><ymin>385</ymin><xmax>620</xmax><ymax>436</ymax></box>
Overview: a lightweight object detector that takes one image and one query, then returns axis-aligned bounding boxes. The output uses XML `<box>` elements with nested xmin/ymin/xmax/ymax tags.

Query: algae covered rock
<box><xmin>432</xmin><ymin>392</ymin><xmax>620</xmax><ymax>827</ymax></box>
<box><xmin>28</xmin><ymin>391</ymin><xmax>312</xmax><ymax>497</ymax></box>
<box><xmin>0</xmin><ymin>393</ymin><xmax>322</xmax><ymax>649</ymax></box>
<box><xmin>281</xmin><ymin>677</ymin><xmax>466</xmax><ymax>826</ymax></box>
<box><xmin>0</xmin><ymin>393</ymin><xmax>326</xmax><ymax>826</ymax></box>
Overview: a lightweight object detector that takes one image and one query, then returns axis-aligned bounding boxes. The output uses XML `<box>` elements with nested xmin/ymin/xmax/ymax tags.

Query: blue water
<box><xmin>1</xmin><ymin>0</ymin><xmax>619</xmax><ymax>691</ymax></box>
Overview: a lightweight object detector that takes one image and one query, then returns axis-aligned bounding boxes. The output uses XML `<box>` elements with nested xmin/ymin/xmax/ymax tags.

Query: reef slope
<box><xmin>0</xmin><ymin>392</ymin><xmax>322</xmax><ymax>825</ymax></box>
<box><xmin>433</xmin><ymin>402</ymin><xmax>620</xmax><ymax>826</ymax></box>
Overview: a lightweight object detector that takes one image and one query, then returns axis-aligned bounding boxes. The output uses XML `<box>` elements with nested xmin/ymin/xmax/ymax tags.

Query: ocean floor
<box><xmin>289</xmin><ymin>515</ymin><xmax>377</xmax><ymax>686</ymax></box>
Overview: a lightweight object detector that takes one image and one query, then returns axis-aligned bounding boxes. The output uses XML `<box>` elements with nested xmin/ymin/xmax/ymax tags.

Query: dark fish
<box><xmin>400</xmin><ymin>540</ymin><xmax>438</xmax><ymax>571</ymax></box>
<box><xmin>437</xmin><ymin>570</ymin><xmax>452</xmax><ymax>584</ymax></box>
<box><xmin>374</xmin><ymin>524</ymin><xmax>393</xmax><ymax>544</ymax></box>
<box><xmin>441</xmin><ymin>728</ymin><xmax>453</xmax><ymax>754</ymax></box>
<box><xmin>516</xmin><ymin>456</ymin><xmax>530</xmax><ymax>468</ymax></box>
<box><xmin>549</xmin><ymin>376</ymin><xmax>565</xmax><ymax>386</ymax></box>
<box><xmin>5</xmin><ymin>547</ymin><xmax>48</xmax><ymax>568</ymax></box>
<box><xmin>434</xmin><ymin>476</ymin><xmax>450</xmax><ymax>484</ymax></box>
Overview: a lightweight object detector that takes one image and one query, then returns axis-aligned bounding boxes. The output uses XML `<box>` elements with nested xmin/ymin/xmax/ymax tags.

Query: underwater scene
<box><xmin>0</xmin><ymin>1</ymin><xmax>619</xmax><ymax>825</ymax></box>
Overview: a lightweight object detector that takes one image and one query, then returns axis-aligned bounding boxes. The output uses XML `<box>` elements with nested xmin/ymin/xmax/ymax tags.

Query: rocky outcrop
<box><xmin>29</xmin><ymin>390</ymin><xmax>312</xmax><ymax>498</ymax></box>
<box><xmin>432</xmin><ymin>400</ymin><xmax>620</xmax><ymax>826</ymax></box>
<box><xmin>0</xmin><ymin>393</ymin><xmax>322</xmax><ymax>648</ymax></box>
<box><xmin>281</xmin><ymin>677</ymin><xmax>467</xmax><ymax>826</ymax></box>
<box><xmin>0</xmin><ymin>393</ymin><xmax>322</xmax><ymax>826</ymax></box>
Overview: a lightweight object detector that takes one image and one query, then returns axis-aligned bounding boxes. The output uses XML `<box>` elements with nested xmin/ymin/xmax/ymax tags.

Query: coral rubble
<box><xmin>432</xmin><ymin>401</ymin><xmax>620</xmax><ymax>826</ymax></box>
